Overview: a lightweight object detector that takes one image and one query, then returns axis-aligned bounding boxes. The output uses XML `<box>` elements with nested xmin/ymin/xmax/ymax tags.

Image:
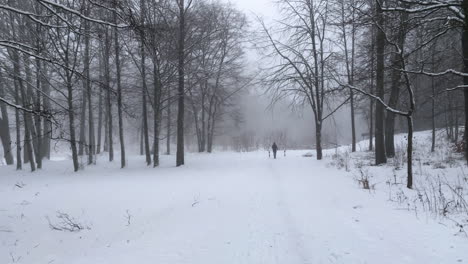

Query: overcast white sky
<box><xmin>227</xmin><ymin>0</ymin><xmax>275</xmax><ymax>19</ymax></box>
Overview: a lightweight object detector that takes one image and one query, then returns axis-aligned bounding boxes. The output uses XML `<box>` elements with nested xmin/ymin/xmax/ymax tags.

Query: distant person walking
<box><xmin>272</xmin><ymin>142</ymin><xmax>278</xmax><ymax>159</ymax></box>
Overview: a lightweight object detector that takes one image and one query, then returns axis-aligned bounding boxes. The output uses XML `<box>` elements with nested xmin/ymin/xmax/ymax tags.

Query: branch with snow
<box><xmin>0</xmin><ymin>96</ymin><xmax>56</xmax><ymax>122</ymax></box>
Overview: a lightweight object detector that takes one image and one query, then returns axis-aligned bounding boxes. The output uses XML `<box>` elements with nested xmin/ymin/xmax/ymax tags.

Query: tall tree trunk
<box><xmin>78</xmin><ymin>86</ymin><xmax>87</xmax><ymax>156</ymax></box>
<box><xmin>166</xmin><ymin>88</ymin><xmax>171</xmax><ymax>155</ymax></box>
<box><xmin>431</xmin><ymin>76</ymin><xmax>436</xmax><ymax>152</ymax></box>
<box><xmin>385</xmin><ymin>12</ymin><xmax>408</xmax><ymax>157</ymax></box>
<box><xmin>97</xmin><ymin>67</ymin><xmax>103</xmax><ymax>154</ymax></box>
<box><xmin>455</xmin><ymin>98</ymin><xmax>460</xmax><ymax>143</ymax></box>
<box><xmin>0</xmin><ymin>70</ymin><xmax>14</xmax><ymax>165</ymax></box>
<box><xmin>18</xmin><ymin>72</ymin><xmax>35</xmax><ymax>171</ymax></box>
<box><xmin>139</xmin><ymin>0</ymin><xmax>151</xmax><ymax>165</ymax></box>
<box><xmin>14</xmin><ymin>78</ymin><xmax>22</xmax><ymax>170</ymax></box>
<box><xmin>206</xmin><ymin>99</ymin><xmax>214</xmax><ymax>153</ymax></box>
<box><xmin>141</xmin><ymin>63</ymin><xmax>151</xmax><ymax>165</ymax></box>
<box><xmin>153</xmin><ymin>63</ymin><xmax>161</xmax><ymax>167</ymax></box>
<box><xmin>23</xmin><ymin>132</ymin><xmax>30</xmax><ymax>164</ymax></box>
<box><xmin>140</xmin><ymin>122</ymin><xmax>144</xmax><ymax>156</ymax></box>
<box><xmin>14</xmin><ymin>53</ymin><xmax>36</xmax><ymax>171</ymax></box>
<box><xmin>207</xmin><ymin>102</ymin><xmax>218</xmax><ymax>153</ymax></box>
<box><xmin>462</xmin><ymin>0</ymin><xmax>468</xmax><ymax>164</ymax></box>
<box><xmin>34</xmin><ymin>51</ymin><xmax>43</xmax><ymax>168</ymax></box>
<box><xmin>104</xmin><ymin>100</ymin><xmax>109</xmax><ymax>152</ymax></box>
<box><xmin>384</xmin><ymin>62</ymin><xmax>400</xmax><ymax>158</ymax></box>
<box><xmin>23</xmin><ymin>56</ymin><xmax>40</xmax><ymax>169</ymax></box>
<box><xmin>369</xmin><ymin>19</ymin><xmax>375</xmax><ymax>151</ymax></box>
<box><xmin>114</xmin><ymin>6</ymin><xmax>125</xmax><ymax>169</ymax></box>
<box><xmin>375</xmin><ymin>0</ymin><xmax>387</xmax><ymax>164</ymax></box>
<box><xmin>445</xmin><ymin>94</ymin><xmax>450</xmax><ymax>139</ymax></box>
<box><xmin>369</xmin><ymin>86</ymin><xmax>374</xmax><ymax>151</ymax></box>
<box><xmin>406</xmin><ymin>115</ymin><xmax>413</xmax><ymax>189</ymax></box>
<box><xmin>105</xmin><ymin>28</ymin><xmax>114</xmax><ymax>161</ymax></box>
<box><xmin>41</xmin><ymin>62</ymin><xmax>51</xmax><ymax>160</ymax></box>
<box><xmin>188</xmin><ymin>88</ymin><xmax>202</xmax><ymax>152</ymax></box>
<box><xmin>176</xmin><ymin>0</ymin><xmax>185</xmax><ymax>167</ymax></box>
<box><xmin>340</xmin><ymin>0</ymin><xmax>356</xmax><ymax>152</ymax></box>
<box><xmin>201</xmin><ymin>92</ymin><xmax>206</xmax><ymax>152</ymax></box>
<box><xmin>67</xmin><ymin>78</ymin><xmax>79</xmax><ymax>172</ymax></box>
<box><xmin>448</xmin><ymin>93</ymin><xmax>454</xmax><ymax>141</ymax></box>
<box><xmin>315</xmin><ymin>120</ymin><xmax>323</xmax><ymax>160</ymax></box>
<box><xmin>350</xmin><ymin>12</ymin><xmax>356</xmax><ymax>152</ymax></box>
<box><xmin>84</xmin><ymin>14</ymin><xmax>94</xmax><ymax>165</ymax></box>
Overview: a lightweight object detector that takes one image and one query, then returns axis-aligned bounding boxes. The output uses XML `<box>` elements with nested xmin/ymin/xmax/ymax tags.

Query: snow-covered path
<box><xmin>1</xmin><ymin>151</ymin><xmax>467</xmax><ymax>264</ymax></box>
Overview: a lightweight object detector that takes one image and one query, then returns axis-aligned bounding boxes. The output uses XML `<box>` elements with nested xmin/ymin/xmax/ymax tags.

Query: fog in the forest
<box><xmin>216</xmin><ymin>0</ymin><xmax>368</xmax><ymax>150</ymax></box>
<box><xmin>0</xmin><ymin>0</ymin><xmax>463</xmax><ymax>167</ymax></box>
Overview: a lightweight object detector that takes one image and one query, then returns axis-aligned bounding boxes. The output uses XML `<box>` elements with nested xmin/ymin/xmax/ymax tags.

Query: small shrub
<box><xmin>47</xmin><ymin>211</ymin><xmax>90</xmax><ymax>232</ymax></box>
<box><xmin>432</xmin><ymin>162</ymin><xmax>447</xmax><ymax>169</ymax></box>
<box><xmin>393</xmin><ymin>144</ymin><xmax>406</xmax><ymax>170</ymax></box>
<box><xmin>357</xmin><ymin>169</ymin><xmax>372</xmax><ymax>190</ymax></box>
<box><xmin>454</xmin><ymin>140</ymin><xmax>465</xmax><ymax>154</ymax></box>
<box><xmin>354</xmin><ymin>160</ymin><xmax>365</xmax><ymax>169</ymax></box>
<box><xmin>331</xmin><ymin>151</ymin><xmax>350</xmax><ymax>171</ymax></box>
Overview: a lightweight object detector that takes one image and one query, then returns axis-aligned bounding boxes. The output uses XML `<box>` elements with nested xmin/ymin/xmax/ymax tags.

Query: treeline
<box><xmin>257</xmin><ymin>0</ymin><xmax>466</xmax><ymax>189</ymax></box>
<box><xmin>0</xmin><ymin>0</ymin><xmax>249</xmax><ymax>171</ymax></box>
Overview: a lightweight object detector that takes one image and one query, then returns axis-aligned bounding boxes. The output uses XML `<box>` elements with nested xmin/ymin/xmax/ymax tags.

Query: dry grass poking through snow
<box><xmin>326</xmin><ymin>130</ymin><xmax>468</xmax><ymax>237</ymax></box>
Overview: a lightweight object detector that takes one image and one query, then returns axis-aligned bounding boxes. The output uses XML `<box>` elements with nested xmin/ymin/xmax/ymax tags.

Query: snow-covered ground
<box><xmin>328</xmin><ymin>130</ymin><xmax>468</xmax><ymax>232</ymax></box>
<box><xmin>1</xmin><ymin>135</ymin><xmax>468</xmax><ymax>263</ymax></box>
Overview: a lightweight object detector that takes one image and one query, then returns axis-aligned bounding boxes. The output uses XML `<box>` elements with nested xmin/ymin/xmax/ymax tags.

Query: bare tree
<box><xmin>176</xmin><ymin>0</ymin><xmax>186</xmax><ymax>166</ymax></box>
<box><xmin>258</xmin><ymin>0</ymin><xmax>347</xmax><ymax>160</ymax></box>
<box><xmin>114</xmin><ymin>0</ymin><xmax>126</xmax><ymax>168</ymax></box>
<box><xmin>0</xmin><ymin>69</ymin><xmax>14</xmax><ymax>165</ymax></box>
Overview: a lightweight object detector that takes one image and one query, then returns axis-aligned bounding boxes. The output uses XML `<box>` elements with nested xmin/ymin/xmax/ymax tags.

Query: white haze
<box><xmin>223</xmin><ymin>0</ymin><xmax>369</xmax><ymax>148</ymax></box>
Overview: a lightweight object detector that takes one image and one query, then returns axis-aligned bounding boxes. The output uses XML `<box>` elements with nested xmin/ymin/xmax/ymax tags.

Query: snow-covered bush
<box><xmin>393</xmin><ymin>143</ymin><xmax>406</xmax><ymax>170</ymax></box>
<box><xmin>330</xmin><ymin>151</ymin><xmax>350</xmax><ymax>171</ymax></box>
<box><xmin>356</xmin><ymin>169</ymin><xmax>373</xmax><ymax>190</ymax></box>
<box><xmin>341</xmin><ymin>130</ymin><xmax>468</xmax><ymax>232</ymax></box>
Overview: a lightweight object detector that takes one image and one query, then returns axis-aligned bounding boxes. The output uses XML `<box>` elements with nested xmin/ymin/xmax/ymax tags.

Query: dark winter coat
<box><xmin>272</xmin><ymin>143</ymin><xmax>278</xmax><ymax>152</ymax></box>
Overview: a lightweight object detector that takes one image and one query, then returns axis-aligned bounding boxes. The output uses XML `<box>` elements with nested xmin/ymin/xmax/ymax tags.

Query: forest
<box><xmin>0</xmin><ymin>0</ymin><xmax>465</xmax><ymax>190</ymax></box>
<box><xmin>1</xmin><ymin>0</ymin><xmax>468</xmax><ymax>263</ymax></box>
<box><xmin>0</xmin><ymin>0</ymin><xmax>252</xmax><ymax>170</ymax></box>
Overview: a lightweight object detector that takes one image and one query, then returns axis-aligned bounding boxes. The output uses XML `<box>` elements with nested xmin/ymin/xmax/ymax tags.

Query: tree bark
<box><xmin>375</xmin><ymin>0</ymin><xmax>387</xmax><ymax>165</ymax></box>
<box><xmin>166</xmin><ymin>88</ymin><xmax>171</xmax><ymax>155</ymax></box>
<box><xmin>406</xmin><ymin>115</ymin><xmax>413</xmax><ymax>189</ymax></box>
<box><xmin>176</xmin><ymin>0</ymin><xmax>185</xmax><ymax>167</ymax></box>
<box><xmin>78</xmin><ymin>82</ymin><xmax>87</xmax><ymax>156</ymax></box>
<box><xmin>97</xmin><ymin>59</ymin><xmax>103</xmax><ymax>155</ymax></box>
<box><xmin>455</xmin><ymin>99</ymin><xmax>460</xmax><ymax>143</ymax></box>
<box><xmin>84</xmin><ymin>12</ymin><xmax>94</xmax><ymax>165</ymax></box>
<box><xmin>40</xmin><ymin>62</ymin><xmax>51</xmax><ymax>160</ymax></box>
<box><xmin>207</xmin><ymin>101</ymin><xmax>218</xmax><ymax>153</ymax></box>
<box><xmin>23</xmin><ymin>56</ymin><xmax>40</xmax><ymax>169</ymax></box>
<box><xmin>34</xmin><ymin>49</ymin><xmax>43</xmax><ymax>168</ymax></box>
<box><xmin>66</xmin><ymin>78</ymin><xmax>79</xmax><ymax>172</ymax></box>
<box><xmin>113</xmin><ymin>4</ymin><xmax>125</xmax><ymax>168</ymax></box>
<box><xmin>462</xmin><ymin>0</ymin><xmax>468</xmax><ymax>164</ymax></box>
<box><xmin>18</xmin><ymin>68</ymin><xmax>36</xmax><ymax>172</ymax></box>
<box><xmin>140</xmin><ymin>0</ymin><xmax>151</xmax><ymax>165</ymax></box>
<box><xmin>315</xmin><ymin>120</ymin><xmax>323</xmax><ymax>160</ymax></box>
<box><xmin>0</xmin><ymin>70</ymin><xmax>14</xmax><ymax>165</ymax></box>
<box><xmin>153</xmin><ymin>63</ymin><xmax>161</xmax><ymax>167</ymax></box>
<box><xmin>340</xmin><ymin>0</ymin><xmax>356</xmax><ymax>152</ymax></box>
<box><xmin>384</xmin><ymin>69</ymin><xmax>400</xmax><ymax>157</ymax></box>
<box><xmin>104</xmin><ymin>28</ymin><xmax>114</xmax><ymax>162</ymax></box>
<box><xmin>431</xmin><ymin>75</ymin><xmax>436</xmax><ymax>152</ymax></box>
<box><xmin>14</xmin><ymin>77</ymin><xmax>22</xmax><ymax>170</ymax></box>
<box><xmin>369</xmin><ymin>24</ymin><xmax>375</xmax><ymax>152</ymax></box>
